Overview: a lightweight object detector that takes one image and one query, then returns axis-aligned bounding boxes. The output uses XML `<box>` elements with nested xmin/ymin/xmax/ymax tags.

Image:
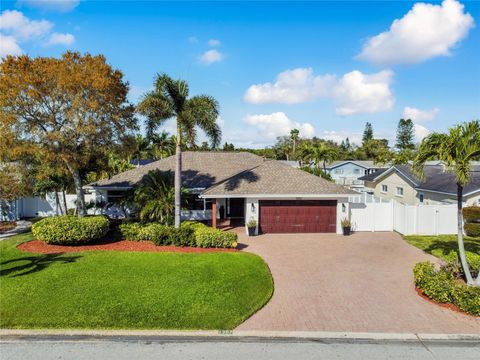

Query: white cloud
<box><xmin>244</xmin><ymin>68</ymin><xmax>335</xmax><ymax>104</ymax></box>
<box><xmin>357</xmin><ymin>0</ymin><xmax>474</xmax><ymax>66</ymax></box>
<box><xmin>0</xmin><ymin>34</ymin><xmax>22</xmax><ymax>57</ymax></box>
<box><xmin>414</xmin><ymin>123</ymin><xmax>431</xmax><ymax>142</ymax></box>
<box><xmin>0</xmin><ymin>10</ymin><xmax>52</xmax><ymax>40</ymax></box>
<box><xmin>320</xmin><ymin>130</ymin><xmax>362</xmax><ymax>145</ymax></box>
<box><xmin>402</xmin><ymin>106</ymin><xmax>439</xmax><ymax>122</ymax></box>
<box><xmin>207</xmin><ymin>39</ymin><xmax>220</xmax><ymax>47</ymax></box>
<box><xmin>244</xmin><ymin>112</ymin><xmax>315</xmax><ymax>141</ymax></box>
<box><xmin>46</xmin><ymin>32</ymin><xmax>74</xmax><ymax>46</ymax></box>
<box><xmin>17</xmin><ymin>0</ymin><xmax>80</xmax><ymax>13</ymax></box>
<box><xmin>333</xmin><ymin>70</ymin><xmax>395</xmax><ymax>116</ymax></box>
<box><xmin>199</xmin><ymin>49</ymin><xmax>224</xmax><ymax>65</ymax></box>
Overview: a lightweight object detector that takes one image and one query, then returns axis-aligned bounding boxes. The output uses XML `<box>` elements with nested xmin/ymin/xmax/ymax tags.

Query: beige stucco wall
<box><xmin>373</xmin><ymin>172</ymin><xmax>419</xmax><ymax>205</ymax></box>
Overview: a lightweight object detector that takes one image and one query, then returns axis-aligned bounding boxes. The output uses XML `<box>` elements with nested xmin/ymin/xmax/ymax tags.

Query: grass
<box><xmin>0</xmin><ymin>233</ymin><xmax>273</xmax><ymax>330</ymax></box>
<box><xmin>403</xmin><ymin>234</ymin><xmax>480</xmax><ymax>270</ymax></box>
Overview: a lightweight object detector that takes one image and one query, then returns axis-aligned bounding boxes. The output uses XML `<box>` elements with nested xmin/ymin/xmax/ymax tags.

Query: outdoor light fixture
<box><xmin>251</xmin><ymin>203</ymin><xmax>256</xmax><ymax>213</ymax></box>
<box><xmin>342</xmin><ymin>203</ymin><xmax>346</xmax><ymax>213</ymax></box>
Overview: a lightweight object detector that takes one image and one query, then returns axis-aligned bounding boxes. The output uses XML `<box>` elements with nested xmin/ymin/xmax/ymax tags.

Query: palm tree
<box><xmin>290</xmin><ymin>128</ymin><xmax>300</xmax><ymax>159</ymax></box>
<box><xmin>132</xmin><ymin>134</ymin><xmax>151</xmax><ymax>167</ymax></box>
<box><xmin>300</xmin><ymin>143</ymin><xmax>337</xmax><ymax>173</ymax></box>
<box><xmin>413</xmin><ymin>120</ymin><xmax>480</xmax><ymax>287</ymax></box>
<box><xmin>137</xmin><ymin>74</ymin><xmax>221</xmax><ymax>228</ymax></box>
<box><xmin>150</xmin><ymin>131</ymin><xmax>175</xmax><ymax>160</ymax></box>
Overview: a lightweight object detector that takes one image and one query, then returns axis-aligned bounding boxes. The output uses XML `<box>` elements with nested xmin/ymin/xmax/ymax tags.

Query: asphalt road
<box><xmin>1</xmin><ymin>337</ymin><xmax>479</xmax><ymax>360</ymax></box>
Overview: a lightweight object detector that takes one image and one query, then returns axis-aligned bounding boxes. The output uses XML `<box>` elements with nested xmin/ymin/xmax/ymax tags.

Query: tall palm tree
<box><xmin>413</xmin><ymin>120</ymin><xmax>480</xmax><ymax>287</ymax></box>
<box><xmin>137</xmin><ymin>74</ymin><xmax>221</xmax><ymax>228</ymax></box>
<box><xmin>150</xmin><ymin>131</ymin><xmax>175</xmax><ymax>160</ymax></box>
<box><xmin>290</xmin><ymin>128</ymin><xmax>300</xmax><ymax>160</ymax></box>
<box><xmin>132</xmin><ymin>134</ymin><xmax>151</xmax><ymax>167</ymax></box>
<box><xmin>300</xmin><ymin>143</ymin><xmax>337</xmax><ymax>173</ymax></box>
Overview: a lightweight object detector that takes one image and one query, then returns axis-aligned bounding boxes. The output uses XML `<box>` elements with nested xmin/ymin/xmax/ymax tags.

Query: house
<box><xmin>325</xmin><ymin>160</ymin><xmax>386</xmax><ymax>190</ymax></box>
<box><xmin>88</xmin><ymin>151</ymin><xmax>357</xmax><ymax>234</ymax></box>
<box><xmin>358</xmin><ymin>164</ymin><xmax>480</xmax><ymax>206</ymax></box>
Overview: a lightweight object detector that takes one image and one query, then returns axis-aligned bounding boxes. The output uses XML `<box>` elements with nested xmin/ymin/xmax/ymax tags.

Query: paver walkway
<box><xmin>237</xmin><ymin>232</ymin><xmax>480</xmax><ymax>333</ymax></box>
<box><xmin>0</xmin><ymin>220</ymin><xmax>32</xmax><ymax>240</ymax></box>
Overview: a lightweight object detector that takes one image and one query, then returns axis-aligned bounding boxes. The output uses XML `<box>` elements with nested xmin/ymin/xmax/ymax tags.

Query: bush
<box><xmin>118</xmin><ymin>222</ymin><xmax>143</xmax><ymax>241</ymax></box>
<box><xmin>169</xmin><ymin>227</ymin><xmax>195</xmax><ymax>247</ymax></box>
<box><xmin>32</xmin><ymin>215</ymin><xmax>109</xmax><ymax>245</ymax></box>
<box><xmin>441</xmin><ymin>250</ymin><xmax>480</xmax><ymax>278</ymax></box>
<box><xmin>413</xmin><ymin>261</ymin><xmax>480</xmax><ymax>316</ymax></box>
<box><xmin>464</xmin><ymin>223</ymin><xmax>480</xmax><ymax>238</ymax></box>
<box><xmin>138</xmin><ymin>223</ymin><xmax>171</xmax><ymax>245</ymax></box>
<box><xmin>463</xmin><ymin>206</ymin><xmax>480</xmax><ymax>223</ymax></box>
<box><xmin>194</xmin><ymin>227</ymin><xmax>238</xmax><ymax>248</ymax></box>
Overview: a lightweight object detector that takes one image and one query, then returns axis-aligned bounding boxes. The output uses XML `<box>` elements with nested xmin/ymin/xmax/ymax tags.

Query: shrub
<box><xmin>169</xmin><ymin>227</ymin><xmax>195</xmax><ymax>247</ymax></box>
<box><xmin>181</xmin><ymin>221</ymin><xmax>207</xmax><ymax>231</ymax></box>
<box><xmin>413</xmin><ymin>261</ymin><xmax>480</xmax><ymax>316</ymax></box>
<box><xmin>138</xmin><ymin>223</ymin><xmax>171</xmax><ymax>245</ymax></box>
<box><xmin>118</xmin><ymin>222</ymin><xmax>143</xmax><ymax>241</ymax></box>
<box><xmin>463</xmin><ymin>206</ymin><xmax>480</xmax><ymax>223</ymax></box>
<box><xmin>464</xmin><ymin>223</ymin><xmax>480</xmax><ymax>238</ymax></box>
<box><xmin>32</xmin><ymin>215</ymin><xmax>109</xmax><ymax>245</ymax></box>
<box><xmin>194</xmin><ymin>227</ymin><xmax>237</xmax><ymax>248</ymax></box>
<box><xmin>441</xmin><ymin>250</ymin><xmax>480</xmax><ymax>278</ymax></box>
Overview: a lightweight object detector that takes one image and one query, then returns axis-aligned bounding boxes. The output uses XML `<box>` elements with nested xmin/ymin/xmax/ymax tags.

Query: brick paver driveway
<box><xmin>237</xmin><ymin>232</ymin><xmax>480</xmax><ymax>333</ymax></box>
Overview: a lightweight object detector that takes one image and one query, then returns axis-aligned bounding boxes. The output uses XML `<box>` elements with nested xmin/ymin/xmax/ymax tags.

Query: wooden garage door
<box><xmin>259</xmin><ymin>200</ymin><xmax>337</xmax><ymax>233</ymax></box>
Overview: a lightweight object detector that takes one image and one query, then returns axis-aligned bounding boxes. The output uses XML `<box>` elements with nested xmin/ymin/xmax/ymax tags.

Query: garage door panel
<box><xmin>259</xmin><ymin>200</ymin><xmax>337</xmax><ymax>234</ymax></box>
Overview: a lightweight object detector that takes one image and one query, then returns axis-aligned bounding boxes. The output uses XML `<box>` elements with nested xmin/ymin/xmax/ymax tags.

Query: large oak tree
<box><xmin>0</xmin><ymin>52</ymin><xmax>136</xmax><ymax>216</ymax></box>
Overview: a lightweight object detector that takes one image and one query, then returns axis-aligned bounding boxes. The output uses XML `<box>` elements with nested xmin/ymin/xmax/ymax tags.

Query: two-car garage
<box><xmin>258</xmin><ymin>200</ymin><xmax>337</xmax><ymax>234</ymax></box>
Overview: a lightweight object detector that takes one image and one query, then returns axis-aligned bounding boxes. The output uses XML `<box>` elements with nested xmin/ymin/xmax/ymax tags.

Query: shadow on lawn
<box><xmin>424</xmin><ymin>238</ymin><xmax>480</xmax><ymax>256</ymax></box>
<box><xmin>0</xmin><ymin>254</ymin><xmax>81</xmax><ymax>277</ymax></box>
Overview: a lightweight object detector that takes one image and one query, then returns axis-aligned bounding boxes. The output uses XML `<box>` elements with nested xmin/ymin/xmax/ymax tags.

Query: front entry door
<box><xmin>228</xmin><ymin>198</ymin><xmax>245</xmax><ymax>218</ymax></box>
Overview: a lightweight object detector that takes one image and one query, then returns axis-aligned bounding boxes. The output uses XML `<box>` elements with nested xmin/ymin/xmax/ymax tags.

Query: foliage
<box><xmin>32</xmin><ymin>216</ymin><xmax>109</xmax><ymax>245</ymax></box>
<box><xmin>194</xmin><ymin>226</ymin><xmax>238</xmax><ymax>248</ymax></box>
<box><xmin>0</xmin><ymin>52</ymin><xmax>137</xmax><ymax>217</ymax></box>
<box><xmin>413</xmin><ymin>262</ymin><xmax>480</xmax><ymax>315</ymax></box>
<box><xmin>340</xmin><ymin>218</ymin><xmax>351</xmax><ymax>228</ymax></box>
<box><xmin>299</xmin><ymin>165</ymin><xmax>333</xmax><ymax>181</ymax></box>
<box><xmin>362</xmin><ymin>122</ymin><xmax>374</xmax><ymax>146</ymax></box>
<box><xmin>0</xmin><ymin>164</ymin><xmax>30</xmax><ymax>202</ymax></box>
<box><xmin>463</xmin><ymin>206</ymin><xmax>480</xmax><ymax>223</ymax></box>
<box><xmin>246</xmin><ymin>219</ymin><xmax>257</xmax><ymax>228</ymax></box>
<box><xmin>0</xmin><ymin>233</ymin><xmax>273</xmax><ymax>329</ymax></box>
<box><xmin>118</xmin><ymin>222</ymin><xmax>143</xmax><ymax>241</ymax></box>
<box><xmin>464</xmin><ymin>223</ymin><xmax>480</xmax><ymax>238</ymax></box>
<box><xmin>395</xmin><ymin>118</ymin><xmax>415</xmax><ymax>151</ymax></box>
<box><xmin>300</xmin><ymin>142</ymin><xmax>337</xmax><ymax>171</ymax></box>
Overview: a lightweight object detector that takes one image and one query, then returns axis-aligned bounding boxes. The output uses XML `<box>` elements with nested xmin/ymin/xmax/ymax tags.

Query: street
<box><xmin>1</xmin><ymin>337</ymin><xmax>479</xmax><ymax>360</ymax></box>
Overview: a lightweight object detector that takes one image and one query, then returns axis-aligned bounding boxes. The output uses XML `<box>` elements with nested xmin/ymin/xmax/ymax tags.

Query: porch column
<box><xmin>211</xmin><ymin>199</ymin><xmax>217</xmax><ymax>228</ymax></box>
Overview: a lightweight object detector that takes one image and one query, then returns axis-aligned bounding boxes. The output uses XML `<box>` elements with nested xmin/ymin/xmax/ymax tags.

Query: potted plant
<box><xmin>246</xmin><ymin>219</ymin><xmax>257</xmax><ymax>236</ymax></box>
<box><xmin>341</xmin><ymin>218</ymin><xmax>351</xmax><ymax>236</ymax></box>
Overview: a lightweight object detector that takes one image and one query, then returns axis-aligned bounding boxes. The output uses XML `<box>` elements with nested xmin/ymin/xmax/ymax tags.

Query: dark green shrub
<box><xmin>169</xmin><ymin>227</ymin><xmax>195</xmax><ymax>247</ymax></box>
<box><xmin>32</xmin><ymin>216</ymin><xmax>109</xmax><ymax>245</ymax></box>
<box><xmin>118</xmin><ymin>222</ymin><xmax>143</xmax><ymax>241</ymax></box>
<box><xmin>464</xmin><ymin>223</ymin><xmax>480</xmax><ymax>238</ymax></box>
<box><xmin>463</xmin><ymin>206</ymin><xmax>480</xmax><ymax>223</ymax></box>
<box><xmin>138</xmin><ymin>224</ymin><xmax>171</xmax><ymax>245</ymax></box>
<box><xmin>194</xmin><ymin>227</ymin><xmax>238</xmax><ymax>248</ymax></box>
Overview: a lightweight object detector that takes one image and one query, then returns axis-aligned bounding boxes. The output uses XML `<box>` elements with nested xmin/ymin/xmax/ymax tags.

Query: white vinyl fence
<box><xmin>350</xmin><ymin>199</ymin><xmax>458</xmax><ymax>235</ymax></box>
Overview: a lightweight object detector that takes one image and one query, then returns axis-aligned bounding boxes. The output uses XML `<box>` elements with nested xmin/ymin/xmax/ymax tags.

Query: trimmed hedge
<box><xmin>118</xmin><ymin>221</ymin><xmax>237</xmax><ymax>248</ymax></box>
<box><xmin>464</xmin><ymin>223</ymin><xmax>480</xmax><ymax>238</ymax></box>
<box><xmin>463</xmin><ymin>206</ymin><xmax>480</xmax><ymax>223</ymax></box>
<box><xmin>413</xmin><ymin>262</ymin><xmax>480</xmax><ymax>316</ymax></box>
<box><xmin>32</xmin><ymin>216</ymin><xmax>109</xmax><ymax>245</ymax></box>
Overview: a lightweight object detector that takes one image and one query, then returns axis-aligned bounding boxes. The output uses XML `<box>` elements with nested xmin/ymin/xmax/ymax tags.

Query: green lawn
<box><xmin>403</xmin><ymin>234</ymin><xmax>480</xmax><ymax>270</ymax></box>
<box><xmin>0</xmin><ymin>233</ymin><xmax>273</xmax><ymax>330</ymax></box>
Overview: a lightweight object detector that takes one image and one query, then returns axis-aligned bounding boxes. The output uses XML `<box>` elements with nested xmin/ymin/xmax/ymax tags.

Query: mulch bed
<box><xmin>415</xmin><ymin>287</ymin><xmax>475</xmax><ymax>317</ymax></box>
<box><xmin>0</xmin><ymin>221</ymin><xmax>17</xmax><ymax>233</ymax></box>
<box><xmin>18</xmin><ymin>240</ymin><xmax>238</xmax><ymax>254</ymax></box>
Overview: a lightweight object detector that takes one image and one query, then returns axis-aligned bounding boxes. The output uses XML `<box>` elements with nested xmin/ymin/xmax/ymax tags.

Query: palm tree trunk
<box><xmin>54</xmin><ymin>191</ymin><xmax>60</xmax><ymax>216</ymax></box>
<box><xmin>68</xmin><ymin>165</ymin><xmax>86</xmax><ymax>217</ymax></box>
<box><xmin>174</xmin><ymin>125</ymin><xmax>182</xmax><ymax>228</ymax></box>
<box><xmin>457</xmin><ymin>183</ymin><xmax>474</xmax><ymax>285</ymax></box>
<box><xmin>62</xmin><ymin>190</ymin><xmax>68</xmax><ymax>215</ymax></box>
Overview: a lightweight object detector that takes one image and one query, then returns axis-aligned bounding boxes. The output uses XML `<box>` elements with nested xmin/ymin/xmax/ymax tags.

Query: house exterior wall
<box><xmin>372</xmin><ymin>172</ymin><xmax>419</xmax><ymax>205</ymax></box>
<box><xmin>327</xmin><ymin>163</ymin><xmax>369</xmax><ymax>186</ymax></box>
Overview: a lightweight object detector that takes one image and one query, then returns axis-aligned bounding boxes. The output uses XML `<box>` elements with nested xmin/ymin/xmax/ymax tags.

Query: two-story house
<box><xmin>325</xmin><ymin>161</ymin><xmax>386</xmax><ymax>190</ymax></box>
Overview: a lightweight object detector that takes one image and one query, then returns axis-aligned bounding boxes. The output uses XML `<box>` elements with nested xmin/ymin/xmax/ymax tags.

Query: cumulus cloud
<box><xmin>244</xmin><ymin>67</ymin><xmax>394</xmax><ymax>116</ymax></box>
<box><xmin>46</xmin><ymin>32</ymin><xmax>74</xmax><ymax>45</ymax></box>
<box><xmin>244</xmin><ymin>112</ymin><xmax>315</xmax><ymax>141</ymax></box>
<box><xmin>414</xmin><ymin>123</ymin><xmax>431</xmax><ymax>142</ymax></box>
<box><xmin>199</xmin><ymin>49</ymin><xmax>224</xmax><ymax>65</ymax></box>
<box><xmin>402</xmin><ymin>106</ymin><xmax>439</xmax><ymax>122</ymax></box>
<box><xmin>207</xmin><ymin>39</ymin><xmax>220</xmax><ymax>47</ymax></box>
<box><xmin>16</xmin><ymin>0</ymin><xmax>80</xmax><ymax>13</ymax></box>
<box><xmin>333</xmin><ymin>70</ymin><xmax>395</xmax><ymax>116</ymax></box>
<box><xmin>320</xmin><ymin>130</ymin><xmax>362</xmax><ymax>145</ymax></box>
<box><xmin>357</xmin><ymin>0</ymin><xmax>474</xmax><ymax>66</ymax></box>
<box><xmin>0</xmin><ymin>10</ymin><xmax>75</xmax><ymax>58</ymax></box>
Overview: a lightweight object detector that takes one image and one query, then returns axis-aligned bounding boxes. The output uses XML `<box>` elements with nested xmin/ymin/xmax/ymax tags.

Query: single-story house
<box><xmin>88</xmin><ymin>151</ymin><xmax>357</xmax><ymax>235</ymax></box>
<box><xmin>359</xmin><ymin>164</ymin><xmax>480</xmax><ymax>206</ymax></box>
<box><xmin>324</xmin><ymin>160</ymin><xmax>386</xmax><ymax>190</ymax></box>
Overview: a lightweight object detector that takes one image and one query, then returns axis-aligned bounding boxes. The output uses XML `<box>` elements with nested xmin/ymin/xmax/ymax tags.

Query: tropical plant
<box><xmin>290</xmin><ymin>128</ymin><xmax>300</xmax><ymax>159</ymax></box>
<box><xmin>150</xmin><ymin>131</ymin><xmax>175</xmax><ymax>159</ymax></box>
<box><xmin>137</xmin><ymin>73</ymin><xmax>221</xmax><ymax>227</ymax></box>
<box><xmin>300</xmin><ymin>143</ymin><xmax>337</xmax><ymax>173</ymax></box>
<box><xmin>413</xmin><ymin>120</ymin><xmax>480</xmax><ymax>286</ymax></box>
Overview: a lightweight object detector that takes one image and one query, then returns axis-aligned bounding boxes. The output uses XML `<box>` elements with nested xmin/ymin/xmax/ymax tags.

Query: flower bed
<box><xmin>0</xmin><ymin>221</ymin><xmax>16</xmax><ymax>233</ymax></box>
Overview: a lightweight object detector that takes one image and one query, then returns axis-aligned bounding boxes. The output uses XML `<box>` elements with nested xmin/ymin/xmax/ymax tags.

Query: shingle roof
<box><xmin>359</xmin><ymin>164</ymin><xmax>480</xmax><ymax>195</ymax></box>
<box><xmin>325</xmin><ymin>160</ymin><xmax>386</xmax><ymax>169</ymax></box>
<box><xmin>202</xmin><ymin>160</ymin><xmax>356</xmax><ymax>196</ymax></box>
<box><xmin>358</xmin><ymin>168</ymin><xmax>388</xmax><ymax>181</ymax></box>
<box><xmin>89</xmin><ymin>151</ymin><xmax>265</xmax><ymax>189</ymax></box>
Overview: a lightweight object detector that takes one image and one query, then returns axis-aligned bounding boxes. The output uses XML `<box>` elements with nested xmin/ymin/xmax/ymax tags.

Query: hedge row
<box><xmin>32</xmin><ymin>216</ymin><xmax>110</xmax><ymax>245</ymax></box>
<box><xmin>119</xmin><ymin>221</ymin><xmax>237</xmax><ymax>248</ymax></box>
<box><xmin>413</xmin><ymin>262</ymin><xmax>480</xmax><ymax>316</ymax></box>
<box><xmin>464</xmin><ymin>223</ymin><xmax>480</xmax><ymax>238</ymax></box>
<box><xmin>463</xmin><ymin>206</ymin><xmax>480</xmax><ymax>223</ymax></box>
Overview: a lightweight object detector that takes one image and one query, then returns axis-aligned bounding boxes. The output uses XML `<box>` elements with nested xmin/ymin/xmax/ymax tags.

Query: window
<box><xmin>353</xmin><ymin>169</ymin><xmax>360</xmax><ymax>174</ymax></box>
<box><xmin>364</xmin><ymin>169</ymin><xmax>369</xmax><ymax>175</ymax></box>
<box><xmin>381</xmin><ymin>185</ymin><xmax>388</xmax><ymax>193</ymax></box>
<box><xmin>334</xmin><ymin>169</ymin><xmax>344</xmax><ymax>174</ymax></box>
<box><xmin>396</xmin><ymin>187</ymin><xmax>404</xmax><ymax>197</ymax></box>
<box><xmin>419</xmin><ymin>193</ymin><xmax>424</xmax><ymax>203</ymax></box>
<box><xmin>107</xmin><ymin>190</ymin><xmax>125</xmax><ymax>203</ymax></box>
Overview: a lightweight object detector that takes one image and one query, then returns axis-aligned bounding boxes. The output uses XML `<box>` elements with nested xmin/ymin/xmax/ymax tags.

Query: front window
<box><xmin>335</xmin><ymin>169</ymin><xmax>344</xmax><ymax>174</ymax></box>
<box><xmin>381</xmin><ymin>185</ymin><xmax>388</xmax><ymax>193</ymax></box>
<box><xmin>396</xmin><ymin>187</ymin><xmax>404</xmax><ymax>197</ymax></box>
<box><xmin>107</xmin><ymin>190</ymin><xmax>125</xmax><ymax>203</ymax></box>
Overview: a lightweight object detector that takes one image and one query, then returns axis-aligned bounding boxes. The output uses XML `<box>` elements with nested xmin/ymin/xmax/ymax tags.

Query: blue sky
<box><xmin>1</xmin><ymin>0</ymin><xmax>479</xmax><ymax>148</ymax></box>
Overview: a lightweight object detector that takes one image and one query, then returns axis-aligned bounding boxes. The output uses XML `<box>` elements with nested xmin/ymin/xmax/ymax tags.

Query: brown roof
<box><xmin>89</xmin><ymin>151</ymin><xmax>265</xmax><ymax>188</ymax></box>
<box><xmin>202</xmin><ymin>160</ymin><xmax>356</xmax><ymax>197</ymax></box>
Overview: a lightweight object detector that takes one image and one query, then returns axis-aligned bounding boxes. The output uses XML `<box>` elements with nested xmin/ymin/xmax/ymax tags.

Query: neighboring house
<box><xmin>359</xmin><ymin>164</ymin><xmax>480</xmax><ymax>206</ymax></box>
<box><xmin>325</xmin><ymin>161</ymin><xmax>386</xmax><ymax>190</ymax></box>
<box><xmin>130</xmin><ymin>159</ymin><xmax>156</xmax><ymax>167</ymax></box>
<box><xmin>88</xmin><ymin>151</ymin><xmax>356</xmax><ymax>235</ymax></box>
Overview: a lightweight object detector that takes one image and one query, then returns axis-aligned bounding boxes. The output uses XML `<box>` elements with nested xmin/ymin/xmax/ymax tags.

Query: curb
<box><xmin>1</xmin><ymin>329</ymin><xmax>480</xmax><ymax>342</ymax></box>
